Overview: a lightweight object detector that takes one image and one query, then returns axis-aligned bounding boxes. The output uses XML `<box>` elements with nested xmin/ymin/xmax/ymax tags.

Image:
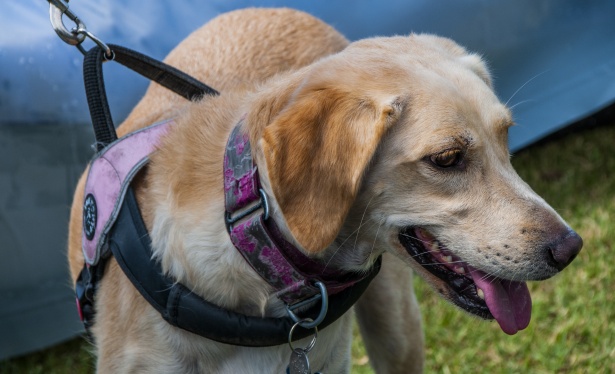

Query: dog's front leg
<box><xmin>355</xmin><ymin>253</ymin><xmax>424</xmax><ymax>374</ymax></box>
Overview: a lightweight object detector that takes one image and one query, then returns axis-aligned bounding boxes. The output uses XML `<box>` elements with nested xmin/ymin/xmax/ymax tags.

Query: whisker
<box><xmin>353</xmin><ymin>194</ymin><xmax>376</xmax><ymax>251</ymax></box>
<box><xmin>324</xmin><ymin>195</ymin><xmax>376</xmax><ymax>271</ymax></box>
<box><xmin>335</xmin><ymin>217</ymin><xmax>376</xmax><ymax>251</ymax></box>
<box><xmin>365</xmin><ymin>218</ymin><xmax>386</xmax><ymax>263</ymax></box>
<box><xmin>507</xmin><ymin>99</ymin><xmax>534</xmax><ymax>112</ymax></box>
<box><xmin>504</xmin><ymin>70</ymin><xmax>548</xmax><ymax>107</ymax></box>
<box><xmin>483</xmin><ymin>273</ymin><xmax>499</xmax><ymax>285</ymax></box>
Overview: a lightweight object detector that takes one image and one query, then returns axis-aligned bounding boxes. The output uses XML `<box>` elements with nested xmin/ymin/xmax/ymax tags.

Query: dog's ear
<box><xmin>459</xmin><ymin>53</ymin><xmax>492</xmax><ymax>87</ymax></box>
<box><xmin>261</xmin><ymin>83</ymin><xmax>402</xmax><ymax>253</ymax></box>
<box><xmin>416</xmin><ymin>35</ymin><xmax>492</xmax><ymax>88</ymax></box>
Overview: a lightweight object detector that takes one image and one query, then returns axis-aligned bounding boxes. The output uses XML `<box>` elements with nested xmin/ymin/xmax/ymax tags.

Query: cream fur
<box><xmin>67</xmin><ymin>8</ymin><xmax>580</xmax><ymax>374</ymax></box>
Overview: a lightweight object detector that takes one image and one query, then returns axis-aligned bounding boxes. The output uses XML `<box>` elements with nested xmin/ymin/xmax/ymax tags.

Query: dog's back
<box><xmin>117</xmin><ymin>8</ymin><xmax>349</xmax><ymax>139</ymax></box>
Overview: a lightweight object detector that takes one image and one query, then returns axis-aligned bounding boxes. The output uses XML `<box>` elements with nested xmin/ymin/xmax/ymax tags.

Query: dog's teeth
<box><xmin>431</xmin><ymin>241</ymin><xmax>440</xmax><ymax>253</ymax></box>
<box><xmin>477</xmin><ymin>288</ymin><xmax>485</xmax><ymax>300</ymax></box>
<box><xmin>455</xmin><ymin>266</ymin><xmax>465</xmax><ymax>274</ymax></box>
<box><xmin>443</xmin><ymin>255</ymin><xmax>452</xmax><ymax>263</ymax></box>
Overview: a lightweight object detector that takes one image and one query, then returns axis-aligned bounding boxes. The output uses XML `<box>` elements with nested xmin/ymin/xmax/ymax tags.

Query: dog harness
<box><xmin>75</xmin><ymin>44</ymin><xmax>381</xmax><ymax>346</ymax></box>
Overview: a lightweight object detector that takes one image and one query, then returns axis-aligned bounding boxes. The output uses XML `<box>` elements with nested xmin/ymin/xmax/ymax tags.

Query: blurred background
<box><xmin>1</xmin><ymin>0</ymin><xmax>614</xmax><ymax>372</ymax></box>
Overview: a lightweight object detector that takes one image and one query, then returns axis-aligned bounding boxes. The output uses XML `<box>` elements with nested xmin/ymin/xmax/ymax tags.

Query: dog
<box><xmin>68</xmin><ymin>8</ymin><xmax>582</xmax><ymax>373</ymax></box>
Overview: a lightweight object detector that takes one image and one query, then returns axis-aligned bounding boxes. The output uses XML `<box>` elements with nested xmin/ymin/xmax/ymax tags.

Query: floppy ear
<box><xmin>261</xmin><ymin>84</ymin><xmax>401</xmax><ymax>254</ymax></box>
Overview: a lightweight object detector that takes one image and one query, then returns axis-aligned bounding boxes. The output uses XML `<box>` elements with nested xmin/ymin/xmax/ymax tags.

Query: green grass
<box><xmin>0</xmin><ymin>338</ymin><xmax>94</xmax><ymax>374</ymax></box>
<box><xmin>3</xmin><ymin>123</ymin><xmax>614</xmax><ymax>373</ymax></box>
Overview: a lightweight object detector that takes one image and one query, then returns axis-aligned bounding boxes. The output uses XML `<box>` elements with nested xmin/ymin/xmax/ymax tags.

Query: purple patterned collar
<box><xmin>223</xmin><ymin>118</ymin><xmax>370</xmax><ymax>307</ymax></box>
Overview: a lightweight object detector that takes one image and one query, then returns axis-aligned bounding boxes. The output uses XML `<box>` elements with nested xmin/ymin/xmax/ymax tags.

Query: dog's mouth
<box><xmin>399</xmin><ymin>227</ymin><xmax>532</xmax><ymax>335</ymax></box>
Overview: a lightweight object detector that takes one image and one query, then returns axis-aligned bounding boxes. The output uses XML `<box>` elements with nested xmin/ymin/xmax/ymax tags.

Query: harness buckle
<box><xmin>225</xmin><ymin>188</ymin><xmax>270</xmax><ymax>232</ymax></box>
<box><xmin>286</xmin><ymin>281</ymin><xmax>329</xmax><ymax>330</ymax></box>
<box><xmin>75</xmin><ymin>264</ymin><xmax>96</xmax><ymax>333</ymax></box>
<box><xmin>75</xmin><ymin>259</ymin><xmax>107</xmax><ymax>336</ymax></box>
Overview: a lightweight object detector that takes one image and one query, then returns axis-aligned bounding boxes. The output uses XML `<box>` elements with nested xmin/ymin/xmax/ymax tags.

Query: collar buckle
<box><xmin>225</xmin><ymin>188</ymin><xmax>270</xmax><ymax>233</ymax></box>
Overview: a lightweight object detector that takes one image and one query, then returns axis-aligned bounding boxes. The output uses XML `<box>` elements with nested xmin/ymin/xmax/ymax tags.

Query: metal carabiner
<box><xmin>48</xmin><ymin>0</ymin><xmax>86</xmax><ymax>46</ymax></box>
<box><xmin>48</xmin><ymin>0</ymin><xmax>114</xmax><ymax>59</ymax></box>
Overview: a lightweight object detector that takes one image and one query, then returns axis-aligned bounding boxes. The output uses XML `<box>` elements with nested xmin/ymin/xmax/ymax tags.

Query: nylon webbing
<box><xmin>83</xmin><ymin>44</ymin><xmax>219</xmax><ymax>151</ymax></box>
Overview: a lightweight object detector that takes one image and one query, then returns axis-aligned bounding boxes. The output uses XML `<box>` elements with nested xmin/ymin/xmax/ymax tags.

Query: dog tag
<box><xmin>287</xmin><ymin>348</ymin><xmax>310</xmax><ymax>374</ymax></box>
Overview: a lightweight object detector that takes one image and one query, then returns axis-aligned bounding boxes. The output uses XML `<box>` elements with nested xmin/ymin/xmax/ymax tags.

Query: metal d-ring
<box><xmin>74</xmin><ymin>28</ymin><xmax>114</xmax><ymax>60</ymax></box>
<box><xmin>288</xmin><ymin>318</ymin><xmax>318</xmax><ymax>352</ymax></box>
<box><xmin>286</xmin><ymin>281</ymin><xmax>328</xmax><ymax>330</ymax></box>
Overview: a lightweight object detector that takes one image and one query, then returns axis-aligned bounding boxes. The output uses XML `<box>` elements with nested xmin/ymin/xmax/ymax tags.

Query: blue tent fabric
<box><xmin>1</xmin><ymin>0</ymin><xmax>614</xmax><ymax>359</ymax></box>
<box><xmin>3</xmin><ymin>0</ymin><xmax>615</xmax><ymax>147</ymax></box>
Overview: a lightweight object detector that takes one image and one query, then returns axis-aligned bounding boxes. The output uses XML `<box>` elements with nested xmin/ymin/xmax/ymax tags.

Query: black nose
<box><xmin>548</xmin><ymin>229</ymin><xmax>583</xmax><ymax>271</ymax></box>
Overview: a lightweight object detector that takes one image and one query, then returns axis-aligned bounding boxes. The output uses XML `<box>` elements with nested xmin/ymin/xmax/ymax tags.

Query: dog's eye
<box><xmin>430</xmin><ymin>149</ymin><xmax>463</xmax><ymax>168</ymax></box>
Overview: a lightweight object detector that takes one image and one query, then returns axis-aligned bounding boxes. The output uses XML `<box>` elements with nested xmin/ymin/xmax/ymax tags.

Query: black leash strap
<box><xmin>83</xmin><ymin>44</ymin><xmax>219</xmax><ymax>151</ymax></box>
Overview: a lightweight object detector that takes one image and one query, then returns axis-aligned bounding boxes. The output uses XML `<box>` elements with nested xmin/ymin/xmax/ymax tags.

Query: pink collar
<box><xmin>223</xmin><ymin>119</ymin><xmax>372</xmax><ymax>311</ymax></box>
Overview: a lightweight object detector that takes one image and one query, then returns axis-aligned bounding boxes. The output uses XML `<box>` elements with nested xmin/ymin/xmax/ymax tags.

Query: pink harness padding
<box><xmin>82</xmin><ymin>120</ymin><xmax>172</xmax><ymax>265</ymax></box>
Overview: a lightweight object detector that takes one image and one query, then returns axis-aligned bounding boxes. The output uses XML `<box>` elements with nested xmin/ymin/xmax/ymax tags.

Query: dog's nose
<box><xmin>548</xmin><ymin>229</ymin><xmax>583</xmax><ymax>271</ymax></box>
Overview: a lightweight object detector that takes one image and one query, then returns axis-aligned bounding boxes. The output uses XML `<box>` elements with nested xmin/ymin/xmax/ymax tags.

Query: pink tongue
<box><xmin>470</xmin><ymin>269</ymin><xmax>532</xmax><ymax>335</ymax></box>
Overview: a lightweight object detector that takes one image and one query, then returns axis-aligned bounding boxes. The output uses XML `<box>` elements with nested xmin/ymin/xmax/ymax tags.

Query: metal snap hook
<box><xmin>48</xmin><ymin>0</ymin><xmax>113</xmax><ymax>59</ymax></box>
<box><xmin>48</xmin><ymin>0</ymin><xmax>86</xmax><ymax>46</ymax></box>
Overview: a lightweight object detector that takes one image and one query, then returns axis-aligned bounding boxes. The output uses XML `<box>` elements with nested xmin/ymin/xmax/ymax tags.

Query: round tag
<box><xmin>83</xmin><ymin>194</ymin><xmax>97</xmax><ymax>240</ymax></box>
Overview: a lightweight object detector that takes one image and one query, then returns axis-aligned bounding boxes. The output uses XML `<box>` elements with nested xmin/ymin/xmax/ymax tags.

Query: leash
<box><xmin>47</xmin><ymin>0</ymin><xmax>219</xmax><ymax>150</ymax></box>
<box><xmin>83</xmin><ymin>44</ymin><xmax>219</xmax><ymax>150</ymax></box>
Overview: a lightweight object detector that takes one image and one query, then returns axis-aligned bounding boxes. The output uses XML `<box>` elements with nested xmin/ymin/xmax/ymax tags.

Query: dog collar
<box><xmin>76</xmin><ymin>119</ymin><xmax>381</xmax><ymax>346</ymax></box>
<box><xmin>224</xmin><ymin>119</ymin><xmax>375</xmax><ymax>312</ymax></box>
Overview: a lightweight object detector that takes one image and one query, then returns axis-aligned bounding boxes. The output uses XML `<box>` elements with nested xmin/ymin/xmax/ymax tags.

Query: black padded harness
<box><xmin>75</xmin><ymin>44</ymin><xmax>381</xmax><ymax>346</ymax></box>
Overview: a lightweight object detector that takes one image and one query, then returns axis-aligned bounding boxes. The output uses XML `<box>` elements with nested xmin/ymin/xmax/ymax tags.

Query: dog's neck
<box><xmin>224</xmin><ymin>116</ymin><xmax>381</xmax><ymax>309</ymax></box>
<box><xmin>145</xmin><ymin>81</ymin><xmax>380</xmax><ymax>315</ymax></box>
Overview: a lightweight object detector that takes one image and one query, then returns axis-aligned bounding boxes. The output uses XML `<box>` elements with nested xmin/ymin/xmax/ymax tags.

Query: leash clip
<box><xmin>48</xmin><ymin>0</ymin><xmax>113</xmax><ymax>59</ymax></box>
<box><xmin>48</xmin><ymin>0</ymin><xmax>85</xmax><ymax>46</ymax></box>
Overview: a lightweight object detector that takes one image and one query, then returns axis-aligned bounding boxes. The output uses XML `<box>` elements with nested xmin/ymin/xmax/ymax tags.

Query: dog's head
<box><xmin>257</xmin><ymin>34</ymin><xmax>582</xmax><ymax>334</ymax></box>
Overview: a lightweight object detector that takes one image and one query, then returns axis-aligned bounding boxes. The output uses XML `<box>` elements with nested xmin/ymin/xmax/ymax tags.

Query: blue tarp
<box><xmin>1</xmin><ymin>0</ymin><xmax>614</xmax><ymax>359</ymax></box>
